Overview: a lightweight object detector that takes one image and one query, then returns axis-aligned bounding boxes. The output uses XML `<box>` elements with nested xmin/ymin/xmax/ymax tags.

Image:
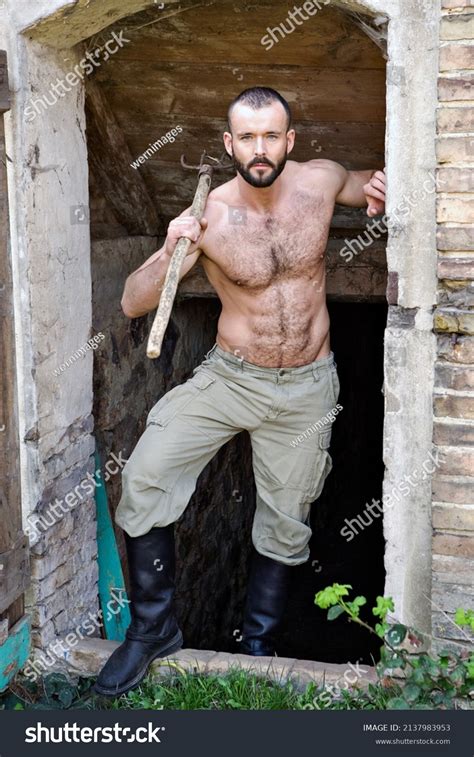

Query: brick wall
<box><xmin>432</xmin><ymin>0</ymin><xmax>474</xmax><ymax>654</ymax></box>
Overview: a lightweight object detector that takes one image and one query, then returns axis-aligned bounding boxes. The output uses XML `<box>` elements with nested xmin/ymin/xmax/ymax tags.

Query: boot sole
<box><xmin>92</xmin><ymin>629</ymin><xmax>183</xmax><ymax>698</ymax></box>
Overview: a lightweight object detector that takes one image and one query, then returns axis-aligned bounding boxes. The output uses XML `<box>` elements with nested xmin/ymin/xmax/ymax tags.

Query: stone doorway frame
<box><xmin>3</xmin><ymin>0</ymin><xmax>439</xmax><ymax>647</ymax></box>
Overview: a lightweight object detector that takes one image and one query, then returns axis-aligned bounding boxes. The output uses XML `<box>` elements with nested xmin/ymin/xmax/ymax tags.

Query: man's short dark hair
<box><xmin>227</xmin><ymin>87</ymin><xmax>292</xmax><ymax>132</ymax></box>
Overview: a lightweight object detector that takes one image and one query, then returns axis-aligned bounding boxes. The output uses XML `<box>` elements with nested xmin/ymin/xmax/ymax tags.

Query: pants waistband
<box><xmin>205</xmin><ymin>342</ymin><xmax>335</xmax><ymax>379</ymax></box>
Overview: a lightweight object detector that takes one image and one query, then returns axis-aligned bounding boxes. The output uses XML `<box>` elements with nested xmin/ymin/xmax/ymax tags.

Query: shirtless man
<box><xmin>93</xmin><ymin>87</ymin><xmax>386</xmax><ymax>698</ymax></box>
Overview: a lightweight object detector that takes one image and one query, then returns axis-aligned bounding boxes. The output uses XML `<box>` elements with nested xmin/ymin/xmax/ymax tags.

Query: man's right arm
<box><xmin>121</xmin><ymin>208</ymin><xmax>207</xmax><ymax>318</ymax></box>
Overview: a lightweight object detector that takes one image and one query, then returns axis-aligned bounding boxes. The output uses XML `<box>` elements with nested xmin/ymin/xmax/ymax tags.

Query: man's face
<box><xmin>224</xmin><ymin>102</ymin><xmax>295</xmax><ymax>188</ymax></box>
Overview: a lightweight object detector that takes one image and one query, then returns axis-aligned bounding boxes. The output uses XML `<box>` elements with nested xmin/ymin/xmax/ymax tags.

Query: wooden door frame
<box><xmin>0</xmin><ymin>49</ymin><xmax>30</xmax><ymax>692</ymax></box>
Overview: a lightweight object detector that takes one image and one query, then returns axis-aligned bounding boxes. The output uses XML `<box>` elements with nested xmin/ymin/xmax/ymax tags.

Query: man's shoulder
<box><xmin>292</xmin><ymin>158</ymin><xmax>346</xmax><ymax>192</ymax></box>
<box><xmin>203</xmin><ymin>178</ymin><xmax>240</xmax><ymax>218</ymax></box>
<box><xmin>298</xmin><ymin>158</ymin><xmax>344</xmax><ymax>176</ymax></box>
<box><xmin>207</xmin><ymin>176</ymin><xmax>238</xmax><ymax>203</ymax></box>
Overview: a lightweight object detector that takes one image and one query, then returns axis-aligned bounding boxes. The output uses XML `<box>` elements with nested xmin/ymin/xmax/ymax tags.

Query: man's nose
<box><xmin>254</xmin><ymin>137</ymin><xmax>266</xmax><ymax>154</ymax></box>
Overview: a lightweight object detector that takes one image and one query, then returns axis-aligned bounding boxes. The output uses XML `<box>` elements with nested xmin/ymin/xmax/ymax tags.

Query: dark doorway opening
<box><xmin>174</xmin><ymin>300</ymin><xmax>387</xmax><ymax>665</ymax></box>
<box><xmin>280</xmin><ymin>301</ymin><xmax>387</xmax><ymax>664</ymax></box>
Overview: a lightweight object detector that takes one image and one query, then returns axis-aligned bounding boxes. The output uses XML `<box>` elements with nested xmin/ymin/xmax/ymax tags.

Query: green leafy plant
<box><xmin>315</xmin><ymin>583</ymin><xmax>474</xmax><ymax>710</ymax></box>
<box><xmin>0</xmin><ymin>672</ymin><xmax>93</xmax><ymax>710</ymax></box>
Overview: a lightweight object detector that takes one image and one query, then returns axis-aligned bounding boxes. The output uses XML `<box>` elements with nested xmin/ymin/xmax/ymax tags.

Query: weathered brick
<box><xmin>433</xmin><ymin>532</ymin><xmax>474</xmax><ymax>556</ymax></box>
<box><xmin>440</xmin><ymin>14</ymin><xmax>474</xmax><ymax>41</ymax></box>
<box><xmin>434</xmin><ymin>308</ymin><xmax>474</xmax><ymax>334</ymax></box>
<box><xmin>437</xmin><ymin>226</ymin><xmax>474</xmax><ymax>251</ymax></box>
<box><xmin>433</xmin><ymin>419</ymin><xmax>474</xmax><ymax>445</ymax></box>
<box><xmin>433</xmin><ymin>503</ymin><xmax>474</xmax><ymax>530</ymax></box>
<box><xmin>438</xmin><ymin>74</ymin><xmax>474</xmax><ymax>101</ymax></box>
<box><xmin>437</xmin><ymin>135</ymin><xmax>474</xmax><ymax>162</ymax></box>
<box><xmin>432</xmin><ymin>584</ymin><xmax>474</xmax><ymax>613</ymax></box>
<box><xmin>433</xmin><ymin>444</ymin><xmax>474</xmax><ymax>475</ymax></box>
<box><xmin>436</xmin><ymin>195</ymin><xmax>474</xmax><ymax>223</ymax></box>
<box><xmin>432</xmin><ymin>611</ymin><xmax>474</xmax><ymax>643</ymax></box>
<box><xmin>437</xmin><ymin>106</ymin><xmax>474</xmax><ymax>133</ymax></box>
<box><xmin>433</xmin><ymin>553</ymin><xmax>474</xmax><ymax>583</ymax></box>
<box><xmin>436</xmin><ymin>167</ymin><xmax>474</xmax><ymax>193</ymax></box>
<box><xmin>437</xmin><ymin>334</ymin><xmax>474</xmax><ymax>362</ymax></box>
<box><xmin>439</xmin><ymin>42</ymin><xmax>474</xmax><ymax>71</ymax></box>
<box><xmin>432</xmin><ymin>474</ymin><xmax>474</xmax><ymax>504</ymax></box>
<box><xmin>435</xmin><ymin>361</ymin><xmax>474</xmax><ymax>391</ymax></box>
<box><xmin>434</xmin><ymin>392</ymin><xmax>474</xmax><ymax>418</ymax></box>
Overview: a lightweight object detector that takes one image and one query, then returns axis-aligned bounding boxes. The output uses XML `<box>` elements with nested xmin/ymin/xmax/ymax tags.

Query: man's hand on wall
<box><xmin>364</xmin><ymin>168</ymin><xmax>386</xmax><ymax>218</ymax></box>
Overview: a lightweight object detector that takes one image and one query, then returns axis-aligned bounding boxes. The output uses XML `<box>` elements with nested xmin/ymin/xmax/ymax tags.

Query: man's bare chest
<box><xmin>205</xmin><ymin>192</ymin><xmax>333</xmax><ymax>290</ymax></box>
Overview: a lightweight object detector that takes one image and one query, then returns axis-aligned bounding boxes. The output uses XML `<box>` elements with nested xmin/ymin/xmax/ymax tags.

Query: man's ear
<box><xmin>223</xmin><ymin>131</ymin><xmax>233</xmax><ymax>157</ymax></box>
<box><xmin>286</xmin><ymin>128</ymin><xmax>296</xmax><ymax>154</ymax></box>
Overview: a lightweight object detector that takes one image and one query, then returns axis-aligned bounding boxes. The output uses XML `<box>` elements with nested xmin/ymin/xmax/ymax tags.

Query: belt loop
<box><xmin>312</xmin><ymin>364</ymin><xmax>320</xmax><ymax>382</ymax></box>
<box><xmin>205</xmin><ymin>343</ymin><xmax>217</xmax><ymax>360</ymax></box>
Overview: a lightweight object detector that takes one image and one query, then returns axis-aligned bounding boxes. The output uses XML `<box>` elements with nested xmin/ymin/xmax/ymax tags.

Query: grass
<box><xmin>95</xmin><ymin>666</ymin><xmax>393</xmax><ymax>711</ymax></box>
<box><xmin>1</xmin><ymin>666</ymin><xmax>400</xmax><ymax>711</ymax></box>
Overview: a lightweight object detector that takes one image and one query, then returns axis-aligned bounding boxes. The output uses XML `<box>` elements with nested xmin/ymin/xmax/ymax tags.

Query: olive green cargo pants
<box><xmin>115</xmin><ymin>343</ymin><xmax>340</xmax><ymax>566</ymax></box>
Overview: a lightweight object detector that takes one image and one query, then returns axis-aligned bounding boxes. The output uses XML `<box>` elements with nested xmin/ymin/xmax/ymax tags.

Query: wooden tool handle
<box><xmin>146</xmin><ymin>167</ymin><xmax>213</xmax><ymax>358</ymax></box>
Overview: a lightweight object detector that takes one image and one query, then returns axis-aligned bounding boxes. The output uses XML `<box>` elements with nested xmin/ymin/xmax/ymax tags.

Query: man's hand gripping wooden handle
<box><xmin>146</xmin><ymin>165</ymin><xmax>213</xmax><ymax>358</ymax></box>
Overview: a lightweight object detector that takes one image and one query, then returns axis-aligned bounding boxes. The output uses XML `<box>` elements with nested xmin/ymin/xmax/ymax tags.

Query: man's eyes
<box><xmin>239</xmin><ymin>135</ymin><xmax>279</xmax><ymax>141</ymax></box>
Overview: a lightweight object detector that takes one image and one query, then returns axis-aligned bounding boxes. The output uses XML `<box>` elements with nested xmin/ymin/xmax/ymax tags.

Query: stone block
<box><xmin>437</xmin><ymin>334</ymin><xmax>474</xmax><ymax>363</ymax></box>
<box><xmin>435</xmin><ymin>362</ymin><xmax>474</xmax><ymax>391</ymax></box>
<box><xmin>434</xmin><ymin>308</ymin><xmax>474</xmax><ymax>334</ymax></box>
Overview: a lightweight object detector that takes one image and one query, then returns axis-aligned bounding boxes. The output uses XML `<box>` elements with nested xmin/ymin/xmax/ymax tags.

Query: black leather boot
<box><xmin>240</xmin><ymin>550</ymin><xmax>292</xmax><ymax>656</ymax></box>
<box><xmin>93</xmin><ymin>524</ymin><xmax>183</xmax><ymax>697</ymax></box>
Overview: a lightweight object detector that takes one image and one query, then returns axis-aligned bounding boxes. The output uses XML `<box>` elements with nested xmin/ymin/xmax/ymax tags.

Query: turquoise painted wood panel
<box><xmin>95</xmin><ymin>450</ymin><xmax>131</xmax><ymax>641</ymax></box>
<box><xmin>0</xmin><ymin>615</ymin><xmax>30</xmax><ymax>692</ymax></box>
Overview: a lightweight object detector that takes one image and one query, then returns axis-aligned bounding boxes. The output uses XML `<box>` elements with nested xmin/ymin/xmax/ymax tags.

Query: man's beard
<box><xmin>232</xmin><ymin>152</ymin><xmax>287</xmax><ymax>188</ymax></box>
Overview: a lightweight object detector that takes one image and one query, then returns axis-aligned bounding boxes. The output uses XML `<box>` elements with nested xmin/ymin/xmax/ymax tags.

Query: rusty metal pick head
<box><xmin>180</xmin><ymin>151</ymin><xmax>234</xmax><ymax>171</ymax></box>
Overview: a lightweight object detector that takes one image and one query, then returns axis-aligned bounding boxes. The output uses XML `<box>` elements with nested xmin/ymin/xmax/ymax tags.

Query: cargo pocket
<box><xmin>303</xmin><ymin>452</ymin><xmax>333</xmax><ymax>504</ymax></box>
<box><xmin>301</xmin><ymin>430</ymin><xmax>333</xmax><ymax>504</ymax></box>
<box><xmin>327</xmin><ymin>365</ymin><xmax>340</xmax><ymax>407</ymax></box>
<box><xmin>147</xmin><ymin>372</ymin><xmax>216</xmax><ymax>430</ymax></box>
<box><xmin>318</xmin><ymin>428</ymin><xmax>332</xmax><ymax>450</ymax></box>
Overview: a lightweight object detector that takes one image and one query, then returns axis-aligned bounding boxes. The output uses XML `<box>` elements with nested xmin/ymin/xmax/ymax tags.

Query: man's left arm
<box><xmin>334</xmin><ymin>165</ymin><xmax>386</xmax><ymax>218</ymax></box>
